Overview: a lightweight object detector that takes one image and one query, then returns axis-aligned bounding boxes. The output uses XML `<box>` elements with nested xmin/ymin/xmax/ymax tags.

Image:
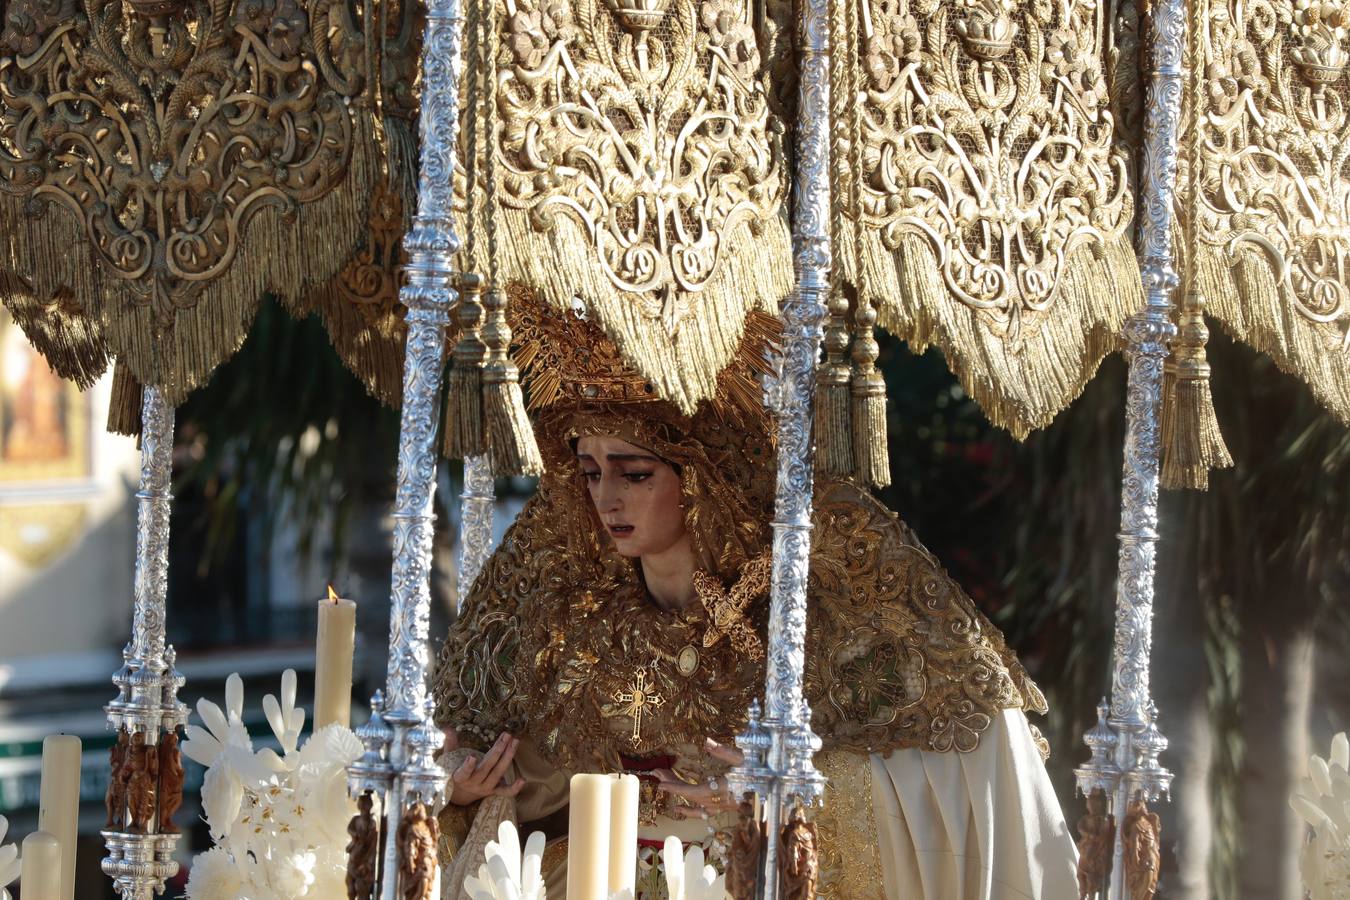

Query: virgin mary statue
<box><xmin>432</xmin><ymin>298</ymin><xmax>1079</xmax><ymax>898</ymax></box>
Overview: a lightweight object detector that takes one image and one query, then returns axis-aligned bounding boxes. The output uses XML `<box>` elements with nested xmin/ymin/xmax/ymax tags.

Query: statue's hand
<box><xmin>447</xmin><ymin>731</ymin><xmax>526</xmax><ymax>806</ymax></box>
<box><xmin>653</xmin><ymin>768</ymin><xmax>740</xmax><ymax>819</ymax></box>
<box><xmin>703</xmin><ymin>737</ymin><xmax>744</xmax><ymax>767</ymax></box>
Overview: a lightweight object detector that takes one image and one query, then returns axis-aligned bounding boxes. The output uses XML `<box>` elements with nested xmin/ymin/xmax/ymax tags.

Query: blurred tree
<box><xmin>877</xmin><ymin>329</ymin><xmax>1350</xmax><ymax>900</ymax></box>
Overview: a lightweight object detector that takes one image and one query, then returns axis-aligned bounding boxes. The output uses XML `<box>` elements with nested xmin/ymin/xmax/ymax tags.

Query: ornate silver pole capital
<box><xmin>103</xmin><ymin>385</ymin><xmax>187</xmax><ymax>900</ymax></box>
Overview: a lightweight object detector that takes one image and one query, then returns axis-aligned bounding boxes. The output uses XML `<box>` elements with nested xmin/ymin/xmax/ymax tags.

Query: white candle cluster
<box><xmin>181</xmin><ymin>671</ymin><xmax>362</xmax><ymax>899</ymax></box>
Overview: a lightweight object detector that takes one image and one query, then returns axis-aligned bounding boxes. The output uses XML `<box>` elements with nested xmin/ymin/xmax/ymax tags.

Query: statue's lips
<box><xmin>607</xmin><ymin>524</ymin><xmax>635</xmax><ymax>538</ymax></box>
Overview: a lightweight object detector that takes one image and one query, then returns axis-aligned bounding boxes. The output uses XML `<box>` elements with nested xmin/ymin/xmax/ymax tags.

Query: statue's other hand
<box><xmin>703</xmin><ymin>737</ymin><xmax>744</xmax><ymax>767</ymax></box>
<box><xmin>448</xmin><ymin>731</ymin><xmax>526</xmax><ymax>806</ymax></box>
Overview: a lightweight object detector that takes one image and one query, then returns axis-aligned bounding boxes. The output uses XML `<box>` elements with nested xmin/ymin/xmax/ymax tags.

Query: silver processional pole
<box><xmin>725</xmin><ymin>0</ymin><xmax>831</xmax><ymax>889</ymax></box>
<box><xmin>346</xmin><ymin>0</ymin><xmax>468</xmax><ymax>890</ymax></box>
<box><xmin>102</xmin><ymin>385</ymin><xmax>190</xmax><ymax>899</ymax></box>
<box><xmin>1074</xmin><ymin>0</ymin><xmax>1181</xmax><ymax>893</ymax></box>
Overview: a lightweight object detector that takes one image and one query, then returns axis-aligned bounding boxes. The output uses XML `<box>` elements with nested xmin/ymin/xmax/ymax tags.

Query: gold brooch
<box><xmin>695</xmin><ymin>554</ymin><xmax>770</xmax><ymax>661</ymax></box>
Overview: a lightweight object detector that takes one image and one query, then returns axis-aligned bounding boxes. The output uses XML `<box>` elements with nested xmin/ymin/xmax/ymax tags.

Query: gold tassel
<box><xmin>850</xmin><ymin>293</ymin><xmax>891</xmax><ymax>489</ymax></box>
<box><xmin>1161</xmin><ymin>286</ymin><xmax>1232</xmax><ymax>490</ymax></box>
<box><xmin>481</xmin><ymin>285</ymin><xmax>543</xmax><ymax>476</ymax></box>
<box><xmin>443</xmin><ymin>273</ymin><xmax>488</xmax><ymax>459</ymax></box>
<box><xmin>107</xmin><ymin>361</ymin><xmax>143</xmax><ymax>437</ymax></box>
<box><xmin>816</xmin><ymin>287</ymin><xmax>854</xmax><ymax>476</ymax></box>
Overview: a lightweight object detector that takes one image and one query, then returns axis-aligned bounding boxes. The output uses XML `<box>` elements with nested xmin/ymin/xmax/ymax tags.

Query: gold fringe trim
<box><xmin>444</xmin><ymin>273</ymin><xmax>488</xmax><ymax>459</ymax></box>
<box><xmin>1196</xmin><ymin>245</ymin><xmax>1350</xmax><ymax>427</ymax></box>
<box><xmin>815</xmin><ymin>376</ymin><xmax>854</xmax><ymax>477</ymax></box>
<box><xmin>816</xmin><ymin>289</ymin><xmax>855</xmax><ymax>477</ymax></box>
<box><xmin>849</xmin><ymin>293</ymin><xmax>890</xmax><ymax>489</ymax></box>
<box><xmin>2</xmin><ymin>114</ymin><xmax>380</xmax><ymax>406</ymax></box>
<box><xmin>846</xmin><ymin>232</ymin><xmax>1142</xmax><ymax>439</ymax></box>
<box><xmin>0</xmin><ymin>255</ymin><xmax>109</xmax><ymax>390</ymax></box>
<box><xmin>1160</xmin><ymin>286</ymin><xmax>1232</xmax><ymax>491</ymax></box>
<box><xmin>465</xmin><ymin>207</ymin><xmax>794</xmax><ymax>415</ymax></box>
<box><xmin>1162</xmin><ymin>367</ymin><xmax>1231</xmax><ymax>490</ymax></box>
<box><xmin>107</xmin><ymin>362</ymin><xmax>143</xmax><ymax>437</ymax></box>
<box><xmin>305</xmin><ymin>178</ymin><xmax>414</xmax><ymax>410</ymax></box>
<box><xmin>481</xmin><ymin>286</ymin><xmax>542</xmax><ymax>476</ymax></box>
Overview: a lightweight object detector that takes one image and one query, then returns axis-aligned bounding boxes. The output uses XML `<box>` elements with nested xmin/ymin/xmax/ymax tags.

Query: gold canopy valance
<box><xmin>452</xmin><ymin>0</ymin><xmax>796</xmax><ymax>415</ymax></box>
<box><xmin>0</xmin><ymin>0</ymin><xmax>419</xmax><ymax>408</ymax></box>
<box><xmin>1184</xmin><ymin>0</ymin><xmax>1350</xmax><ymax>428</ymax></box>
<box><xmin>21</xmin><ymin>0</ymin><xmax>1350</xmax><ymax>471</ymax></box>
<box><xmin>830</xmin><ymin>0</ymin><xmax>1144</xmax><ymax>439</ymax></box>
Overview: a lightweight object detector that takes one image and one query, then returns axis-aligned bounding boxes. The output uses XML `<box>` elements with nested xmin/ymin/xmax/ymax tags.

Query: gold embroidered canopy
<box><xmin>452</xmin><ymin>0</ymin><xmax>796</xmax><ymax>414</ymax></box>
<box><xmin>1185</xmin><ymin>0</ymin><xmax>1350</xmax><ymax>427</ymax></box>
<box><xmin>831</xmin><ymin>0</ymin><xmax>1144</xmax><ymax>438</ymax></box>
<box><xmin>2</xmin><ymin>0</ymin><xmax>1177</xmax><ymax>451</ymax></box>
<box><xmin>0</xmin><ymin>0</ymin><xmax>419</xmax><ymax>407</ymax></box>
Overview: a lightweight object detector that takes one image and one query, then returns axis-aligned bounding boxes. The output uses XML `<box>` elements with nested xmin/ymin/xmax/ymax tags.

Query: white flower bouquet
<box><xmin>181</xmin><ymin>670</ymin><xmax>362</xmax><ymax>900</ymax></box>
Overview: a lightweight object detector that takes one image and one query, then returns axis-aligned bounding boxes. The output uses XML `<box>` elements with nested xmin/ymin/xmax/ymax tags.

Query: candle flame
<box><xmin>327</xmin><ymin>585</ymin><xmax>339</xmax><ymax>603</ymax></box>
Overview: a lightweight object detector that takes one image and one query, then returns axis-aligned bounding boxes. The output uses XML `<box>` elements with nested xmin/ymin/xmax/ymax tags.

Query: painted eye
<box><xmin>581</xmin><ymin>470</ymin><xmax>601</xmax><ymax>482</ymax></box>
<box><xmin>623</xmin><ymin>472</ymin><xmax>653</xmax><ymax>483</ymax></box>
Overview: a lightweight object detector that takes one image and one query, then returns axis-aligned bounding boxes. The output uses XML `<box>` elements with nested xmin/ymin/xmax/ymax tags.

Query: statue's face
<box><xmin>576</xmin><ymin>435</ymin><xmax>687</xmax><ymax>559</ymax></box>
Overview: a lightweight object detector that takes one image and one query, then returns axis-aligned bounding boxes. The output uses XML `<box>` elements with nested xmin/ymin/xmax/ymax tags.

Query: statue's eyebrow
<box><xmin>574</xmin><ymin>453</ymin><xmax>660</xmax><ymax>463</ymax></box>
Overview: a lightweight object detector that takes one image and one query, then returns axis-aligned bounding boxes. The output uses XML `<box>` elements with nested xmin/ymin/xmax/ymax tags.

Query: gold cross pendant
<box><xmin>613</xmin><ymin>669</ymin><xmax>666</xmax><ymax>747</ymax></box>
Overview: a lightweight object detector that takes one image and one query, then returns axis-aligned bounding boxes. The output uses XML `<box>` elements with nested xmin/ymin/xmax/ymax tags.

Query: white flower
<box><xmin>661</xmin><ymin>837</ymin><xmax>727</xmax><ymax>900</ymax></box>
<box><xmin>464</xmin><ymin>821</ymin><xmax>547</xmax><ymax>900</ymax></box>
<box><xmin>182</xmin><ymin>674</ymin><xmax>252</xmax><ymax>767</ymax></box>
<box><xmin>185</xmin><ymin>847</ymin><xmax>242</xmax><ymax>900</ymax></box>
<box><xmin>263</xmin><ymin>670</ymin><xmax>305</xmax><ymax>755</ymax></box>
<box><xmin>200</xmin><ymin>766</ymin><xmax>245</xmax><ymax>842</ymax></box>
<box><xmin>268</xmin><ymin>850</ymin><xmax>317</xmax><ymax>896</ymax></box>
<box><xmin>1292</xmin><ymin>732</ymin><xmax>1350</xmax><ymax>900</ymax></box>
<box><xmin>0</xmin><ymin>815</ymin><xmax>21</xmax><ymax>896</ymax></box>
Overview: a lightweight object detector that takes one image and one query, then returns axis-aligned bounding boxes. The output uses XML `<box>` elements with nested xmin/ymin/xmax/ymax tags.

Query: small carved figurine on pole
<box><xmin>347</xmin><ymin>791</ymin><xmax>380</xmax><ymax>900</ymax></box>
<box><xmin>106</xmin><ymin>729</ymin><xmax>130</xmax><ymax>829</ymax></box>
<box><xmin>126</xmin><ymin>730</ymin><xmax>159</xmax><ymax>834</ymax></box>
<box><xmin>1076</xmin><ymin>788</ymin><xmax>1115</xmax><ymax>899</ymax></box>
<box><xmin>779</xmin><ymin>804</ymin><xmax>818</xmax><ymax>900</ymax></box>
<box><xmin>396</xmin><ymin>799</ymin><xmax>440</xmax><ymax>900</ymax></box>
<box><xmin>1122</xmin><ymin>796</ymin><xmax>1162</xmax><ymax>900</ymax></box>
<box><xmin>728</xmin><ymin>795</ymin><xmax>765</xmax><ymax>899</ymax></box>
<box><xmin>158</xmin><ymin>732</ymin><xmax>185</xmax><ymax>832</ymax></box>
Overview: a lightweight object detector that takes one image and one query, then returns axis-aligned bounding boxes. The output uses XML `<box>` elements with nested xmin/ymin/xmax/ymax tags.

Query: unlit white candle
<box><xmin>38</xmin><ymin>735</ymin><xmax>79</xmax><ymax>900</ymax></box>
<box><xmin>566</xmin><ymin>774</ymin><xmax>612</xmax><ymax>900</ymax></box>
<box><xmin>607</xmin><ymin>774</ymin><xmax>639</xmax><ymax>895</ymax></box>
<box><xmin>19</xmin><ymin>831</ymin><xmax>61</xmax><ymax>900</ymax></box>
<box><xmin>314</xmin><ymin>594</ymin><xmax>356</xmax><ymax>730</ymax></box>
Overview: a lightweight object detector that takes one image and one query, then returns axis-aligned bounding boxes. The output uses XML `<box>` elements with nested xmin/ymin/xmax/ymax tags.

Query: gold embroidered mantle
<box><xmin>0</xmin><ymin>0</ymin><xmax>391</xmax><ymax>403</ymax></box>
<box><xmin>458</xmin><ymin>0</ymin><xmax>794</xmax><ymax>413</ymax></box>
<box><xmin>838</xmin><ymin>0</ymin><xmax>1143</xmax><ymax>437</ymax></box>
<box><xmin>1188</xmin><ymin>0</ymin><xmax>1350</xmax><ymax>424</ymax></box>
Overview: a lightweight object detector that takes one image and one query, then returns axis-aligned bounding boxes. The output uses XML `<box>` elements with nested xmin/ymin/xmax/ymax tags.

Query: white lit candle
<box><xmin>19</xmin><ymin>831</ymin><xmax>61</xmax><ymax>900</ymax></box>
<box><xmin>38</xmin><ymin>735</ymin><xmax>79</xmax><ymax>900</ymax></box>
<box><xmin>607</xmin><ymin>774</ymin><xmax>639</xmax><ymax>896</ymax></box>
<box><xmin>314</xmin><ymin>586</ymin><xmax>356</xmax><ymax>730</ymax></box>
<box><xmin>566</xmin><ymin>774</ymin><xmax>612</xmax><ymax>900</ymax></box>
